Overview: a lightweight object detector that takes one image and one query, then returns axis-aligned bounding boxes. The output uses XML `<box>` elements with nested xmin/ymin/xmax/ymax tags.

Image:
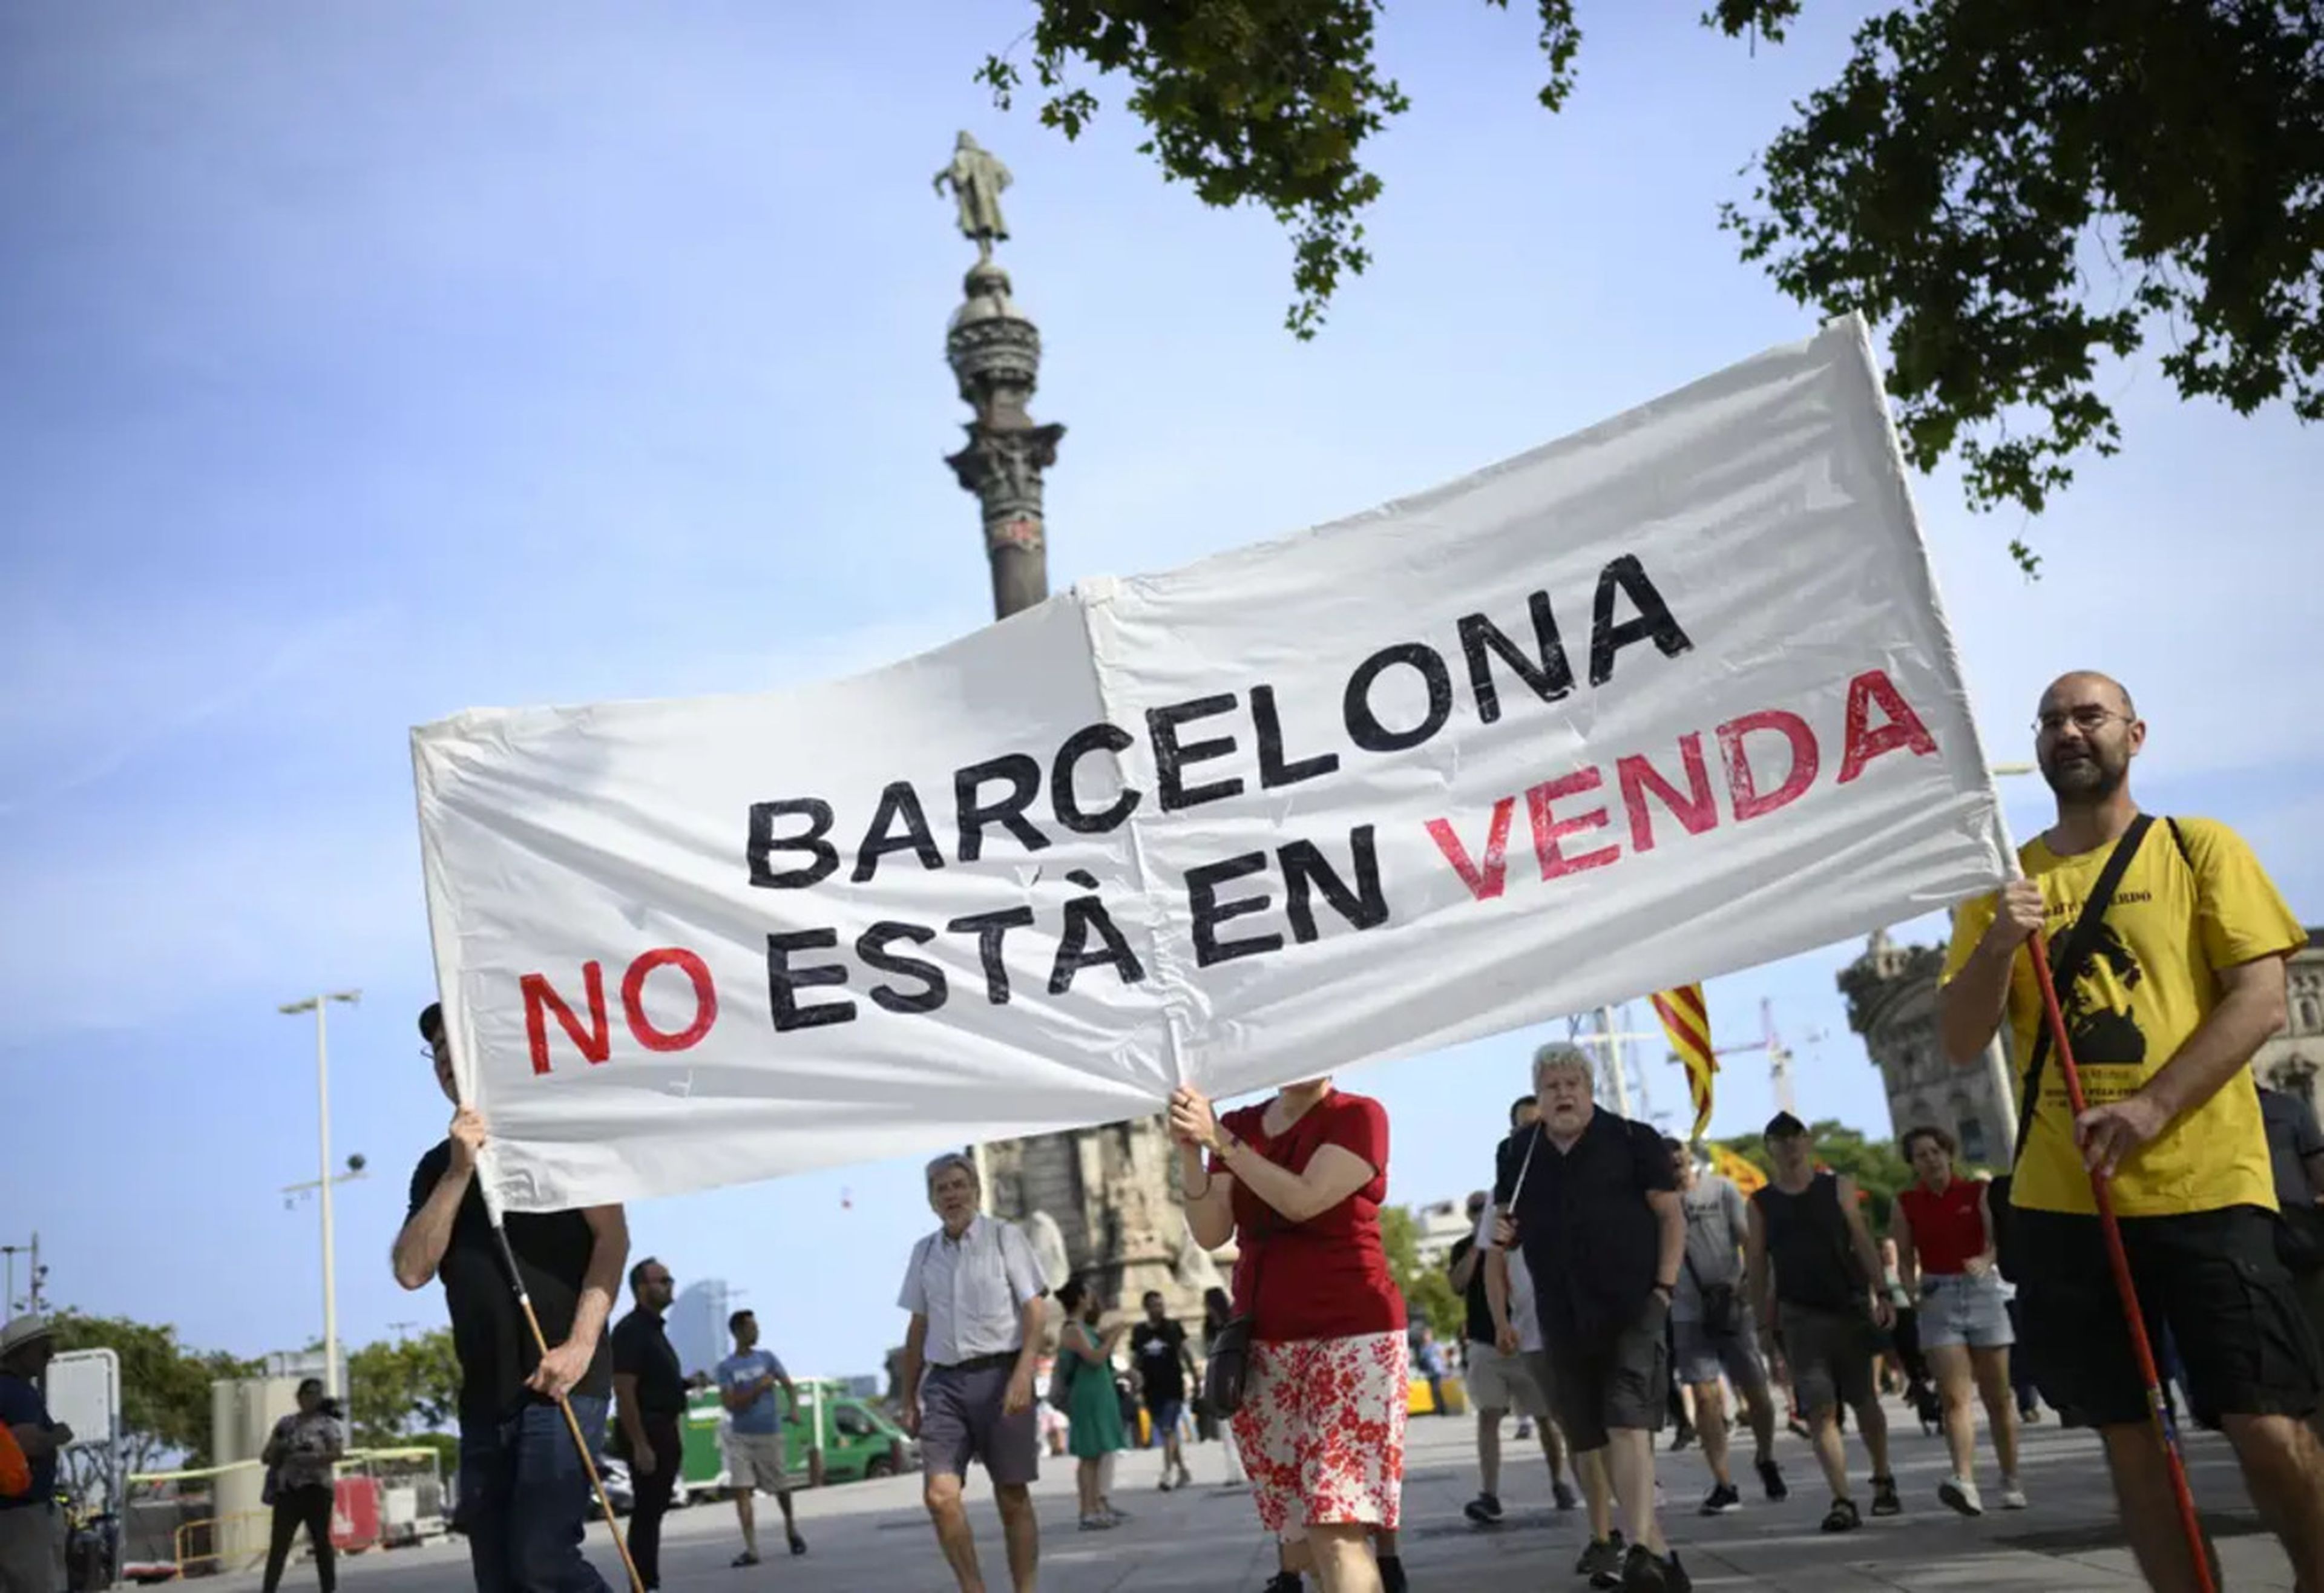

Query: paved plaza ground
<box><xmin>204</xmin><ymin>1404</ymin><xmax>2302</xmax><ymax>1591</ymax></box>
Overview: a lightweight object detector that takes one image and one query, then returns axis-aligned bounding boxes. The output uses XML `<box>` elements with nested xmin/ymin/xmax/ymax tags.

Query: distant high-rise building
<box><xmin>668</xmin><ymin>1278</ymin><xmax>730</xmax><ymax>1379</ymax></box>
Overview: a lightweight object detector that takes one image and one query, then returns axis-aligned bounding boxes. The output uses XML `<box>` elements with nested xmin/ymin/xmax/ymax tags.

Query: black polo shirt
<box><xmin>407</xmin><ymin>1140</ymin><xmax>612</xmax><ymax>1422</ymax></box>
<box><xmin>1492</xmin><ymin>1108</ymin><xmax>1673</xmax><ymax>1350</ymax></box>
<box><xmin>611</xmin><ymin>1307</ymin><xmax>688</xmax><ymax>1420</ymax></box>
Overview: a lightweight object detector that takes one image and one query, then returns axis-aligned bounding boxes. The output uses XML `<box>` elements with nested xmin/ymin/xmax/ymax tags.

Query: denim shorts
<box><xmin>1917</xmin><ymin>1271</ymin><xmax>2015</xmax><ymax>1350</ymax></box>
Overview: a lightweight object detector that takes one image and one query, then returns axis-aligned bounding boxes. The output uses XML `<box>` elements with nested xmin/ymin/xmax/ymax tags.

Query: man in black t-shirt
<box><xmin>1493</xmin><ymin>1043</ymin><xmax>1689</xmax><ymax>1593</ymax></box>
<box><xmin>393</xmin><ymin>1001</ymin><xmax>628</xmax><ymax>1593</ymax></box>
<box><xmin>1128</xmin><ymin>1292</ymin><xmax>1196</xmax><ymax>1491</ymax></box>
<box><xmin>612</xmin><ymin>1259</ymin><xmax>686</xmax><ymax>1592</ymax></box>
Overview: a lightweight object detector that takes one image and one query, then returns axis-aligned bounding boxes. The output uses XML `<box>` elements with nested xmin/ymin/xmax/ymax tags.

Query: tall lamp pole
<box><xmin>281</xmin><ymin>991</ymin><xmax>362</xmax><ymax>1398</ymax></box>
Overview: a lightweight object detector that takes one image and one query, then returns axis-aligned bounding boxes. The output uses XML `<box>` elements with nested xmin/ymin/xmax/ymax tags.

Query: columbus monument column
<box><xmin>932</xmin><ymin>133</ymin><xmax>1218</xmax><ymax>1317</ymax></box>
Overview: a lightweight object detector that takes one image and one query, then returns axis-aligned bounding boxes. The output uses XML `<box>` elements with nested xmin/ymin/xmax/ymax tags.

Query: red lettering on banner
<box><xmin>1526</xmin><ymin>769</ymin><xmax>1620</xmax><ymax>879</ymax></box>
<box><xmin>1837</xmin><ymin>669</ymin><xmax>1938</xmax><ymax>783</ymax></box>
<box><xmin>620</xmin><ymin>947</ymin><xmax>720</xmax><ymax>1052</ymax></box>
<box><xmin>1717</xmin><ymin>709</ymin><xmax>1819</xmax><ymax>821</ymax></box>
<box><xmin>1617</xmin><ymin>734</ymin><xmax>1717</xmax><ymax>853</ymax></box>
<box><xmin>1425</xmin><ymin>798</ymin><xmax>1516</xmax><ymax>901</ymax></box>
<box><xmin>522</xmin><ymin>962</ymin><xmax>609</xmax><ymax>1076</ymax></box>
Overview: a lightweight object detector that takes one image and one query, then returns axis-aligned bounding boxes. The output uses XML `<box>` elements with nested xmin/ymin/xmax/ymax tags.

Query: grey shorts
<box><xmin>1527</xmin><ymin>1299</ymin><xmax>1668</xmax><ymax>1453</ymax></box>
<box><xmin>1777</xmin><ymin>1304</ymin><xmax>1880</xmax><ymax>1416</ymax></box>
<box><xmin>1464</xmin><ymin>1341</ymin><xmax>1550</xmax><ymax>1418</ymax></box>
<box><xmin>919</xmin><ymin>1358</ymin><xmax>1039</xmax><ymax>1487</ymax></box>
<box><xmin>1916</xmin><ymin>1272</ymin><xmax>2014</xmax><ymax>1350</ymax></box>
<box><xmin>1672</xmin><ymin>1314</ymin><xmax>1770</xmax><ymax>1394</ymax></box>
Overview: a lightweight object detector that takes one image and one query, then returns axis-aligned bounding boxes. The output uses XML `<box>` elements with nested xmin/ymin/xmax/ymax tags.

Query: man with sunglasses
<box><xmin>1938</xmin><ymin>671</ymin><xmax>2322</xmax><ymax>1591</ymax></box>
<box><xmin>394</xmin><ymin>1002</ymin><xmax>630</xmax><ymax>1593</ymax></box>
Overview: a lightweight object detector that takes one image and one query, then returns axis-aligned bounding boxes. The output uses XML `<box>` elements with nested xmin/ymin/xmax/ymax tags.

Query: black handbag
<box><xmin>1203</xmin><ymin>1217</ymin><xmax>1270</xmax><ymax>1419</ymax></box>
<box><xmin>1687</xmin><ymin>1255</ymin><xmax>1741</xmax><ymax>1339</ymax></box>
<box><xmin>1991</xmin><ymin>814</ymin><xmax>2154</xmax><ymax>1282</ymax></box>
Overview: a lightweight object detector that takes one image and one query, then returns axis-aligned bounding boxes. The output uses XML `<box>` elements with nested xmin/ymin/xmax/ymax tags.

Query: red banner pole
<box><xmin>2024</xmin><ymin>928</ymin><xmax>2214</xmax><ymax>1593</ymax></box>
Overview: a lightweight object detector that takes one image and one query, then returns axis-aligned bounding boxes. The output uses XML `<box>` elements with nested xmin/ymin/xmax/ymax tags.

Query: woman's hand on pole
<box><xmin>1169</xmin><ymin>1087</ymin><xmax>1220</xmax><ymax>1152</ymax></box>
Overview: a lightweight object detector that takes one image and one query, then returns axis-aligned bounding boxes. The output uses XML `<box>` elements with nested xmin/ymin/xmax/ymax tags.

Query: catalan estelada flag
<box><xmin>1652</xmin><ymin>984</ymin><xmax>1716</xmax><ymax>1141</ymax></box>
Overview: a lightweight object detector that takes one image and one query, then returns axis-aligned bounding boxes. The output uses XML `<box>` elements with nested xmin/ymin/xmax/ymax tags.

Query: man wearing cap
<box><xmin>393</xmin><ymin>1002</ymin><xmax>629</xmax><ymax>1593</ymax></box>
<box><xmin>896</xmin><ymin>1151</ymin><xmax>1049</xmax><ymax>1593</ymax></box>
<box><xmin>0</xmin><ymin>1315</ymin><xmax>70</xmax><ymax>1593</ymax></box>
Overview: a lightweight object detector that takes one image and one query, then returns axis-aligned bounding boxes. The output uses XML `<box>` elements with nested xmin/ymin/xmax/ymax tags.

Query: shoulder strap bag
<box><xmin>1201</xmin><ymin>1212</ymin><xmax>1272</xmax><ymax>1419</ymax></box>
<box><xmin>1991</xmin><ymin>813</ymin><xmax>2154</xmax><ymax>1281</ymax></box>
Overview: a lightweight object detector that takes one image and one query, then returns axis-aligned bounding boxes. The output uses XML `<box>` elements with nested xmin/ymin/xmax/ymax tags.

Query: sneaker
<box><xmin>1938</xmin><ymin>1476</ymin><xmax>1983</xmax><ymax>1517</ymax></box>
<box><xmin>1552</xmin><ymin>1478</ymin><xmax>1580</xmax><ymax>1511</ymax></box>
<box><xmin>1263</xmin><ymin>1576</ymin><xmax>1303</xmax><ymax>1593</ymax></box>
<box><xmin>1378</xmin><ymin>1554</ymin><xmax>1409</xmax><ymax>1593</ymax></box>
<box><xmin>730</xmin><ymin>1551</ymin><xmax>760</xmax><ymax>1568</ymax></box>
<box><xmin>787</xmin><ymin>1532</ymin><xmax>806</xmax><ymax>1557</ymax></box>
<box><xmin>1577</xmin><ymin>1531</ymin><xmax>1627</xmax><ymax>1587</ymax></box>
<box><xmin>1671</xmin><ymin>1419</ymin><xmax>1695</xmax><ymax>1451</ymax></box>
<box><xmin>1514</xmin><ymin>1417</ymin><xmax>1535</xmax><ymax>1440</ymax></box>
<box><xmin>1463</xmin><ymin>1491</ymin><xmax>1505</xmax><ymax>1526</ymax></box>
<box><xmin>1699</xmin><ymin>1482</ymin><xmax>1741</xmax><ymax>1515</ymax></box>
<box><xmin>1159</xmin><ymin>1473</ymin><xmax>1176</xmax><ymax>1492</ymax></box>
<box><xmin>1869</xmin><ymin>1475</ymin><xmax>1902</xmax><ymax>1517</ymax></box>
<box><xmin>1998</xmin><ymin>1479</ymin><xmax>2029</xmax><ymax>1510</ymax></box>
<box><xmin>1820</xmin><ymin>1497</ymin><xmax>1861</xmax><ymax>1533</ymax></box>
<box><xmin>1176</xmin><ymin>1464</ymin><xmax>1195</xmax><ymax>1491</ymax></box>
<box><xmin>1078</xmin><ymin>1513</ymin><xmax>1114</xmax><ymax>1531</ymax></box>
<box><xmin>1755</xmin><ymin>1456</ymin><xmax>1788</xmax><ymax>1502</ymax></box>
<box><xmin>1621</xmin><ymin>1544</ymin><xmax>1692</xmax><ymax>1593</ymax></box>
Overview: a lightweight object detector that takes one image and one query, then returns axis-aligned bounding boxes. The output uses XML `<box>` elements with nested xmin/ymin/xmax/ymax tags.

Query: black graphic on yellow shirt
<box><xmin>2063</xmin><ymin>921</ymin><xmax>2145</xmax><ymax>1068</ymax></box>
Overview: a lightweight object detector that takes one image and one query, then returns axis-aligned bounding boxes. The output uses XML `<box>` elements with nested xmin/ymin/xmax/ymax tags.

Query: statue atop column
<box><xmin>933</xmin><ymin>131</ymin><xmax>1013</xmax><ymax>261</ymax></box>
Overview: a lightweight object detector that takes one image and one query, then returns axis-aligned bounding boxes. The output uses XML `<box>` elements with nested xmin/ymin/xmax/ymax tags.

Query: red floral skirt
<box><xmin>1231</xmin><ymin>1330</ymin><xmax>1409</xmax><ymax>1540</ymax></box>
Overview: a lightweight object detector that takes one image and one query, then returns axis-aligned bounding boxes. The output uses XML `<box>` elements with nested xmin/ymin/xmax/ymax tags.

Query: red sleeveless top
<box><xmin>1897</xmin><ymin>1177</ymin><xmax>1988</xmax><ymax>1276</ymax></box>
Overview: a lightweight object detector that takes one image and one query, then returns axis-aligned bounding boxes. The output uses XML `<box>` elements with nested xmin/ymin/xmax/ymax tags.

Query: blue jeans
<box><xmin>457</xmin><ymin>1395</ymin><xmax>611</xmax><ymax>1593</ymax></box>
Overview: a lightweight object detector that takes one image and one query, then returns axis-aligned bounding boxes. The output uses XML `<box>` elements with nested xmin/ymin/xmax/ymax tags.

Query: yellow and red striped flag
<box><xmin>1652</xmin><ymin>984</ymin><xmax>1717</xmax><ymax>1141</ymax></box>
<box><xmin>1709</xmin><ymin>1143</ymin><xmax>1767</xmax><ymax>1195</ymax></box>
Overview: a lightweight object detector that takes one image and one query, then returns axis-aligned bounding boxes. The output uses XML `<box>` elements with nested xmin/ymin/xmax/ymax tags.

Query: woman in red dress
<box><xmin>1170</xmin><ymin>1077</ymin><xmax>1409</xmax><ymax>1593</ymax></box>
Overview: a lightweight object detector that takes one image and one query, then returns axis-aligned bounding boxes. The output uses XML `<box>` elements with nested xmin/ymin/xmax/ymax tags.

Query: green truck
<box><xmin>665</xmin><ymin>1379</ymin><xmax>914</xmax><ymax>1503</ymax></box>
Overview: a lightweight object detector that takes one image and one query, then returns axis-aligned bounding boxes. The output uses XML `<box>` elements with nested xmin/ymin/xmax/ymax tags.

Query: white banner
<box><xmin>415</xmin><ymin>315</ymin><xmax>2007</xmax><ymax>1214</ymax></box>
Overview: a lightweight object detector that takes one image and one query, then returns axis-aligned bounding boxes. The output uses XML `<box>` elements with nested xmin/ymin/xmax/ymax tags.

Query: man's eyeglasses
<box><xmin>2034</xmin><ymin>706</ymin><xmax>2129</xmax><ymax>736</ymax></box>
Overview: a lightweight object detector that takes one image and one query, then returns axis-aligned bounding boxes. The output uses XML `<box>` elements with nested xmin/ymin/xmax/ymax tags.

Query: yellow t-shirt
<box><xmin>1940</xmin><ymin>816</ymin><xmax>2307</xmax><ymax>1218</ymax></box>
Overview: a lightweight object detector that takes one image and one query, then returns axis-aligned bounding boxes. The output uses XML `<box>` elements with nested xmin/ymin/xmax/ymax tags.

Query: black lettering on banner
<box><xmin>746</xmin><ymin>798</ymin><xmax>839</xmax><ymax>889</ymax></box>
<box><xmin>1588</xmin><ymin>554</ymin><xmax>1694</xmax><ymax>686</ymax></box>
<box><xmin>947</xmin><ymin>907</ymin><xmax>1037</xmax><ymax>1005</ymax></box>
<box><xmin>1459</xmin><ymin>593</ymin><xmax>1575</xmax><ymax>724</ymax></box>
<box><xmin>1344</xmin><ymin>642</ymin><xmax>1454</xmax><ymax>754</ymax></box>
<box><xmin>858</xmin><ymin>922</ymin><xmax>948</xmax><ymax>1014</ymax></box>
<box><xmin>1186</xmin><ymin>853</ymin><xmax>1284</xmax><ymax>968</ymax></box>
<box><xmin>1052</xmin><ymin>723</ymin><xmax>1142</xmax><ymax>834</ymax></box>
<box><xmin>955</xmin><ymin>754</ymin><xmax>1052</xmax><ymax>862</ymax></box>
<box><xmin>1048</xmin><ymin>888</ymin><xmax>1147</xmax><ymax>994</ymax></box>
<box><xmin>1252</xmin><ymin>683</ymin><xmax>1341</xmax><ymax>789</ymax></box>
<box><xmin>853</xmin><ymin>780</ymin><xmax>946</xmax><ymax>884</ymax></box>
<box><xmin>766</xmin><ymin>929</ymin><xmax>856</xmax><ymax>1031</ymax></box>
<box><xmin>1281</xmin><ymin>827</ymin><xmax>1388</xmax><ymax>944</ymax></box>
<box><xmin>1149</xmin><ymin>694</ymin><xmax>1246</xmax><ymax>810</ymax></box>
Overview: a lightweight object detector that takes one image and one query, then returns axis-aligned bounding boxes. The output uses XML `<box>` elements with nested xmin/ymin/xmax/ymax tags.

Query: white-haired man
<box><xmin>1493</xmin><ymin>1043</ymin><xmax>1690</xmax><ymax>1593</ymax></box>
<box><xmin>896</xmin><ymin>1151</ymin><xmax>1049</xmax><ymax>1593</ymax></box>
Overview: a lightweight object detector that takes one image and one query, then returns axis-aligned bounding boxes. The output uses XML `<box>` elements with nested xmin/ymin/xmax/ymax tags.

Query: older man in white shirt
<box><xmin>898</xmin><ymin>1151</ymin><xmax>1049</xmax><ymax>1593</ymax></box>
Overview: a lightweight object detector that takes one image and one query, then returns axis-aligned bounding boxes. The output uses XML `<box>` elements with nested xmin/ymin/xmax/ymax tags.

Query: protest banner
<box><xmin>413</xmin><ymin>314</ymin><xmax>2009</xmax><ymax>1214</ymax></box>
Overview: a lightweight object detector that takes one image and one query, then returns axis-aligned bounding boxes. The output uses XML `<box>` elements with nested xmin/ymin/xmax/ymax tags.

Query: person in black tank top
<box><xmin>1745</xmin><ymin>1114</ymin><xmax>1900</xmax><ymax>1532</ymax></box>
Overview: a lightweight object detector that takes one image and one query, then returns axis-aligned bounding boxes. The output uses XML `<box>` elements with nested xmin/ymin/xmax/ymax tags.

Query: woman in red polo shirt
<box><xmin>1170</xmin><ymin>1077</ymin><xmax>1408</xmax><ymax>1593</ymax></box>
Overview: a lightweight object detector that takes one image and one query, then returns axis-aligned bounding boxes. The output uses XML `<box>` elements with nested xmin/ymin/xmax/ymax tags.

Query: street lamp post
<box><xmin>281</xmin><ymin>990</ymin><xmax>361</xmax><ymax>1399</ymax></box>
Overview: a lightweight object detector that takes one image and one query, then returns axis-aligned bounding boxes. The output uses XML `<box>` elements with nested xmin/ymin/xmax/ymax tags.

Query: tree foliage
<box><xmin>1378</xmin><ymin>1204</ymin><xmax>1466</xmax><ymax>1344</ymax></box>
<box><xmin>47</xmin><ymin>1312</ymin><xmax>260</xmax><ymax>1473</ymax></box>
<box><xmin>979</xmin><ymin>0</ymin><xmax>2324</xmax><ymax>565</ymax></box>
<box><xmin>345</xmin><ymin>1330</ymin><xmax>461</xmax><ymax>1449</ymax></box>
<box><xmin>1713</xmin><ymin>1118</ymin><xmax>1915</xmax><ymax>1230</ymax></box>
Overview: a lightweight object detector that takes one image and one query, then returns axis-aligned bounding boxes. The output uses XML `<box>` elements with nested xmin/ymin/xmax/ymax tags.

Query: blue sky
<box><xmin>4</xmin><ymin>3</ymin><xmax>2318</xmax><ymax>1386</ymax></box>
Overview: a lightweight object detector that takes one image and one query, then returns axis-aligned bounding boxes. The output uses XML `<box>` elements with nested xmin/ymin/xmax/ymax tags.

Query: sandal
<box><xmin>1820</xmin><ymin>1497</ymin><xmax>1861</xmax><ymax>1533</ymax></box>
